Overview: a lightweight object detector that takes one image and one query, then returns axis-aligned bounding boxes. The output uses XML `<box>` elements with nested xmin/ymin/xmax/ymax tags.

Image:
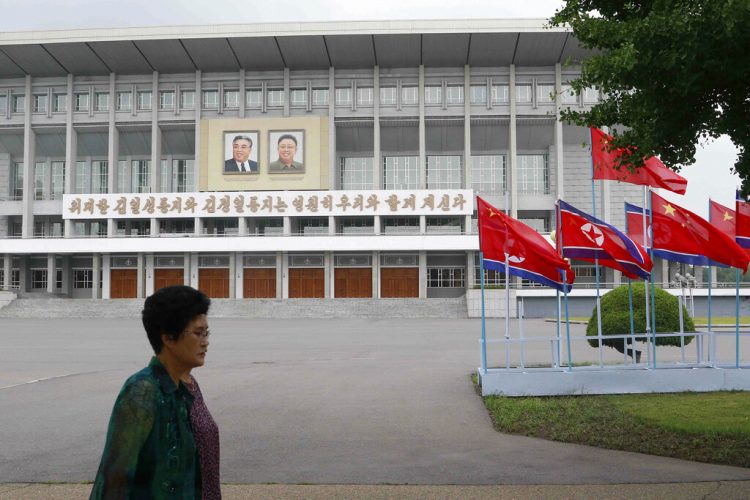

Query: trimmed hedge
<box><xmin>586</xmin><ymin>282</ymin><xmax>694</xmax><ymax>350</ymax></box>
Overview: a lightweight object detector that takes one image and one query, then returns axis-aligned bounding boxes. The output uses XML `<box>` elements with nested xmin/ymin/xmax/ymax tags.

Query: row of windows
<box><xmin>0</xmin><ymin>84</ymin><xmax>599</xmax><ymax>115</ymax></box>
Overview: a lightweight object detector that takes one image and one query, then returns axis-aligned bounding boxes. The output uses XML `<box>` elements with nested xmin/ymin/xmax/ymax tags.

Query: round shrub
<box><xmin>586</xmin><ymin>282</ymin><xmax>694</xmax><ymax>350</ymax></box>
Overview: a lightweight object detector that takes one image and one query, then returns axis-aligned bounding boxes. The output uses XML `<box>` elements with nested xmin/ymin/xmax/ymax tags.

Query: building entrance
<box><xmin>154</xmin><ymin>269</ymin><xmax>184</xmax><ymax>290</ymax></box>
<box><xmin>243</xmin><ymin>268</ymin><xmax>276</xmax><ymax>298</ymax></box>
<box><xmin>110</xmin><ymin>269</ymin><xmax>137</xmax><ymax>298</ymax></box>
<box><xmin>199</xmin><ymin>269</ymin><xmax>229</xmax><ymax>298</ymax></box>
<box><xmin>289</xmin><ymin>268</ymin><xmax>324</xmax><ymax>298</ymax></box>
<box><xmin>380</xmin><ymin>268</ymin><xmax>419</xmax><ymax>297</ymax></box>
<box><xmin>334</xmin><ymin>268</ymin><xmax>372</xmax><ymax>298</ymax></box>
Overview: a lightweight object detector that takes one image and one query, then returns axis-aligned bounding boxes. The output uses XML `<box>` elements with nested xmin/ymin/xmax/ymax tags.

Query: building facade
<box><xmin>0</xmin><ymin>20</ymin><xmax>648</xmax><ymax>300</ymax></box>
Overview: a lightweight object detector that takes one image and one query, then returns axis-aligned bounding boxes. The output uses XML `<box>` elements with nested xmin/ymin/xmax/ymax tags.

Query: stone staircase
<box><xmin>0</xmin><ymin>297</ymin><xmax>467</xmax><ymax>319</ymax></box>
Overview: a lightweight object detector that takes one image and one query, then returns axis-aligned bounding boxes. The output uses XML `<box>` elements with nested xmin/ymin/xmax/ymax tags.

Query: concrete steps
<box><xmin>0</xmin><ymin>297</ymin><xmax>467</xmax><ymax>319</ymax></box>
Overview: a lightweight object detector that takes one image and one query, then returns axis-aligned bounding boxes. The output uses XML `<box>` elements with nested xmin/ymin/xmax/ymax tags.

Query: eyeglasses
<box><xmin>188</xmin><ymin>329</ymin><xmax>210</xmax><ymax>339</ymax></box>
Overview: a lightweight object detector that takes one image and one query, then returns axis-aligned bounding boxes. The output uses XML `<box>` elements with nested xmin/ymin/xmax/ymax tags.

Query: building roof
<box><xmin>0</xmin><ymin>19</ymin><xmax>588</xmax><ymax>78</ymax></box>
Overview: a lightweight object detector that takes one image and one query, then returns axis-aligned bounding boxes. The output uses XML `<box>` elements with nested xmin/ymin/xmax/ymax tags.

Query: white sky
<box><xmin>0</xmin><ymin>0</ymin><xmax>739</xmax><ymax>217</ymax></box>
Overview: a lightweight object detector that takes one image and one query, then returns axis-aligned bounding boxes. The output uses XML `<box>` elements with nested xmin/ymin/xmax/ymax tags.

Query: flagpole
<box><xmin>625</xmin><ymin>202</ymin><xmax>636</xmax><ymax>364</ymax></box>
<box><xmin>504</xmin><ymin>192</ymin><xmax>511</xmax><ymax>370</ymax></box>
<box><xmin>480</xmin><ymin>251</ymin><xmax>487</xmax><ymax>374</ymax></box>
<box><xmin>643</xmin><ymin>186</ymin><xmax>652</xmax><ymax>366</ymax></box>
<box><xmin>556</xmin><ymin>200</ymin><xmax>573</xmax><ymax>371</ymax></box>
<box><xmin>648</xmin><ymin>189</ymin><xmax>657</xmax><ymax>368</ymax></box>
<box><xmin>736</xmin><ymin>268</ymin><xmax>740</xmax><ymax>368</ymax></box>
<box><xmin>706</xmin><ymin>199</ymin><xmax>712</xmax><ymax>366</ymax></box>
<box><xmin>556</xmin><ymin>288</ymin><xmax>561</xmax><ymax>368</ymax></box>
<box><xmin>589</xmin><ymin>128</ymin><xmax>604</xmax><ymax>367</ymax></box>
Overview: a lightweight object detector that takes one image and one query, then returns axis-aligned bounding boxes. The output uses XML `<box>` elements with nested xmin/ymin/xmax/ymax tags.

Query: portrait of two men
<box><xmin>223</xmin><ymin>131</ymin><xmax>305</xmax><ymax>174</ymax></box>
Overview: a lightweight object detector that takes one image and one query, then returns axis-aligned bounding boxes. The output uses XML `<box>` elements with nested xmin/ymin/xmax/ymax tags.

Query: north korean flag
<box><xmin>735</xmin><ymin>191</ymin><xmax>750</xmax><ymax>251</ymax></box>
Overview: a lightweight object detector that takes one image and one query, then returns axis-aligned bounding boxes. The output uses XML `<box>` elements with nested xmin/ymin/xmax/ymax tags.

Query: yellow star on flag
<box><xmin>724</xmin><ymin>211</ymin><xmax>733</xmax><ymax>222</ymax></box>
<box><xmin>663</xmin><ymin>203</ymin><xmax>676</xmax><ymax>216</ymax></box>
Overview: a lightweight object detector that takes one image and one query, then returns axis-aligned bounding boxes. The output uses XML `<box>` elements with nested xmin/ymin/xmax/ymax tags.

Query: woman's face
<box><xmin>162</xmin><ymin>314</ymin><xmax>210</xmax><ymax>370</ymax></box>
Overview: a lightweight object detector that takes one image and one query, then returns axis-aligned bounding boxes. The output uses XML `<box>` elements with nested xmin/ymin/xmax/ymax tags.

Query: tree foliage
<box><xmin>550</xmin><ymin>1</ymin><xmax>750</xmax><ymax>193</ymax></box>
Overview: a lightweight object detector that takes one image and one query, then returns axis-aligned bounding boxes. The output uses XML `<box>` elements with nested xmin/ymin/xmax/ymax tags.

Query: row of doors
<box><xmin>110</xmin><ymin>267</ymin><xmax>419</xmax><ymax>299</ymax></box>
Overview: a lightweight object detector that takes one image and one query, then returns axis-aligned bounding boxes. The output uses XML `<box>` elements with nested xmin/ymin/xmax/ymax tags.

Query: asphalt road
<box><xmin>1</xmin><ymin>317</ymin><xmax>749</xmax><ymax>486</ymax></box>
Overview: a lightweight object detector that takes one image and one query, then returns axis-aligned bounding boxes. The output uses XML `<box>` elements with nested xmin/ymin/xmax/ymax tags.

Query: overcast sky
<box><xmin>0</xmin><ymin>0</ymin><xmax>739</xmax><ymax>217</ymax></box>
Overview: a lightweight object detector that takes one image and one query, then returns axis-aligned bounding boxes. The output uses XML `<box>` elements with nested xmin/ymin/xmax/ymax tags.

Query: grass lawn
<box><xmin>473</xmin><ymin>380</ymin><xmax>750</xmax><ymax>468</ymax></box>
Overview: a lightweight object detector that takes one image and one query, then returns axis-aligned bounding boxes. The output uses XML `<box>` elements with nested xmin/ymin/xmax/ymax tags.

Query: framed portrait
<box><xmin>268</xmin><ymin>130</ymin><xmax>305</xmax><ymax>174</ymax></box>
<box><xmin>223</xmin><ymin>131</ymin><xmax>260</xmax><ymax>174</ymax></box>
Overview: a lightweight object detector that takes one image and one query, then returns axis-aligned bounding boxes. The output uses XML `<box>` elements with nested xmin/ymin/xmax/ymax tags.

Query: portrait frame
<box><xmin>223</xmin><ymin>131</ymin><xmax>260</xmax><ymax>175</ymax></box>
<box><xmin>268</xmin><ymin>130</ymin><xmax>305</xmax><ymax>174</ymax></box>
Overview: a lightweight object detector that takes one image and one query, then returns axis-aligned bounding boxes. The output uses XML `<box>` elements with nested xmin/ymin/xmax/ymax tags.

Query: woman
<box><xmin>90</xmin><ymin>285</ymin><xmax>220</xmax><ymax>499</ymax></box>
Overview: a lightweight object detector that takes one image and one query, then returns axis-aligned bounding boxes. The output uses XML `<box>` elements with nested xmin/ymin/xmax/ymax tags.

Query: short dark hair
<box><xmin>233</xmin><ymin>135</ymin><xmax>253</xmax><ymax>148</ymax></box>
<box><xmin>142</xmin><ymin>285</ymin><xmax>211</xmax><ymax>353</ymax></box>
<box><xmin>277</xmin><ymin>133</ymin><xmax>297</xmax><ymax>146</ymax></box>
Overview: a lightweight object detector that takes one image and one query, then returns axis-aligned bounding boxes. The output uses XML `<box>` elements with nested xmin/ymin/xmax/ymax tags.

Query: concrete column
<box><xmin>194</xmin><ymin>217</ymin><xmax>203</xmax><ymax>236</ymax></box>
<box><xmin>145</xmin><ymin>253</ymin><xmax>155</xmax><ymax>296</ymax></box>
<box><xmin>466</xmin><ymin>251</ymin><xmax>475</xmax><ymax>292</ymax></box>
<box><xmin>554</xmin><ymin>63</ymin><xmax>564</xmax><ymax>200</ymax></box>
<box><xmin>238</xmin><ymin>217</ymin><xmax>247</xmax><ymax>235</ymax></box>
<box><xmin>239</xmin><ymin>68</ymin><xmax>246</xmax><ymax>119</ymax></box>
<box><xmin>92</xmin><ymin>253</ymin><xmax>100</xmax><ymax>299</ymax></box>
<box><xmin>463</xmin><ymin>64</ymin><xmax>471</xmax><ymax>189</ymax></box>
<box><xmin>465</xmin><ymin>214</ymin><xmax>472</xmax><ymax>235</ymax></box>
<box><xmin>373</xmin><ymin>65</ymin><xmax>381</xmax><ymax>189</ymax></box>
<box><xmin>137</xmin><ymin>253</ymin><xmax>145</xmax><ymax>299</ymax></box>
<box><xmin>418</xmin><ymin>250</ymin><xmax>427</xmax><ymax>298</ymax></box>
<box><xmin>372</xmin><ymin>251</ymin><xmax>379</xmax><ymax>298</ymax></box>
<box><xmin>22</xmin><ymin>76</ymin><xmax>34</xmax><ymax>238</ymax></box>
<box><xmin>183</xmin><ymin>252</ymin><xmax>191</xmax><ymax>287</ymax></box>
<box><xmin>194</xmin><ymin>71</ymin><xmax>202</xmax><ymax>190</ymax></box>
<box><xmin>325</xmin><ymin>252</ymin><xmax>333</xmax><ymax>298</ymax></box>
<box><xmin>102</xmin><ymin>254</ymin><xmax>111</xmax><ymax>299</ymax></box>
<box><xmin>283</xmin><ymin>216</ymin><xmax>291</xmax><ymax>236</ymax></box>
<box><xmin>64</xmin><ymin>74</ymin><xmax>76</xmax><ymax>238</ymax></box>
<box><xmin>283</xmin><ymin>67</ymin><xmax>290</xmax><ymax>117</ymax></box>
<box><xmin>229</xmin><ymin>252</ymin><xmax>236</xmax><ymax>298</ymax></box>
<box><xmin>17</xmin><ymin>256</ymin><xmax>27</xmax><ymax>293</ymax></box>
<box><xmin>418</xmin><ymin>65</ymin><xmax>426</xmax><ymax>189</ymax></box>
<box><xmin>328</xmin><ymin>68</ymin><xmax>336</xmax><ymax>189</ymax></box>
<box><xmin>107</xmin><ymin>73</ymin><xmax>118</xmax><ymax>236</ymax></box>
<box><xmin>151</xmin><ymin>72</ymin><xmax>161</xmax><ymax>238</ymax></box>
<box><xmin>3</xmin><ymin>254</ymin><xmax>11</xmax><ymax>290</ymax></box>
<box><xmin>46</xmin><ymin>253</ymin><xmax>56</xmax><ymax>294</ymax></box>
<box><xmin>60</xmin><ymin>255</ymin><xmax>71</xmax><ymax>296</ymax></box>
<box><xmin>509</xmin><ymin>64</ymin><xmax>518</xmax><ymax>218</ymax></box>
<box><xmin>189</xmin><ymin>253</ymin><xmax>199</xmax><ymax>289</ymax></box>
<box><xmin>373</xmin><ymin>215</ymin><xmax>381</xmax><ymax>235</ymax></box>
<box><xmin>234</xmin><ymin>253</ymin><xmax>244</xmax><ymax>299</ymax></box>
<box><xmin>280</xmin><ymin>252</ymin><xmax>288</xmax><ymax>299</ymax></box>
<box><xmin>419</xmin><ymin>215</ymin><xmax>426</xmax><ymax>234</ymax></box>
<box><xmin>328</xmin><ymin>215</ymin><xmax>335</xmax><ymax>235</ymax></box>
<box><xmin>661</xmin><ymin>259</ymin><xmax>669</xmax><ymax>288</ymax></box>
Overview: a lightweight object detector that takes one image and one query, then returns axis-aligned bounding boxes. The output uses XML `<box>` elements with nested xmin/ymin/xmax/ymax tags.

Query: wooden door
<box><xmin>243</xmin><ymin>268</ymin><xmax>276</xmax><ymax>298</ymax></box>
<box><xmin>199</xmin><ymin>268</ymin><xmax>229</xmax><ymax>298</ymax></box>
<box><xmin>288</xmin><ymin>268</ymin><xmax>324</xmax><ymax>298</ymax></box>
<box><xmin>334</xmin><ymin>268</ymin><xmax>372</xmax><ymax>298</ymax></box>
<box><xmin>154</xmin><ymin>269</ymin><xmax>184</xmax><ymax>291</ymax></box>
<box><xmin>110</xmin><ymin>269</ymin><xmax>137</xmax><ymax>298</ymax></box>
<box><xmin>380</xmin><ymin>268</ymin><xmax>419</xmax><ymax>298</ymax></box>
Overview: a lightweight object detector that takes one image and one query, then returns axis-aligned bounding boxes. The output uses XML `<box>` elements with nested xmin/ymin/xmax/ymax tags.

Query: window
<box><xmin>471</xmin><ymin>155</ymin><xmax>506</xmax><ymax>195</ymax></box>
<box><xmin>246</xmin><ymin>89</ymin><xmax>262</xmax><ymax>108</ymax></box>
<box><xmin>137</xmin><ymin>91</ymin><xmax>152</xmax><ymax>110</ymax></box>
<box><xmin>380</xmin><ymin>87</ymin><xmax>397</xmax><ymax>106</ymax></box>
<box><xmin>401</xmin><ymin>86</ymin><xmax>418</xmax><ymax>105</ymax></box>
<box><xmin>583</xmin><ymin>86</ymin><xmax>600</xmax><ymax>104</ymax></box>
<box><xmin>515</xmin><ymin>84</ymin><xmax>532</xmax><ymax>103</ymax></box>
<box><xmin>34</xmin><ymin>162</ymin><xmax>47</xmax><ymax>200</ymax></box>
<box><xmin>335</xmin><ymin>88</ymin><xmax>352</xmax><ymax>107</ymax></box>
<box><xmin>427</xmin><ymin>268</ymin><xmax>465</xmax><ymax>288</ymax></box>
<box><xmin>75</xmin><ymin>92</ymin><xmax>89</xmax><ymax>111</ymax></box>
<box><xmin>31</xmin><ymin>270</ymin><xmax>47</xmax><ymax>289</ymax></box>
<box><xmin>116</xmin><ymin>92</ymin><xmax>132</xmax><ymax>111</ymax></box>
<box><xmin>561</xmin><ymin>84</ymin><xmax>578</xmax><ymax>104</ymax></box>
<box><xmin>52</xmin><ymin>161</ymin><xmax>64</xmax><ymax>200</ymax></box>
<box><xmin>92</xmin><ymin>161</ymin><xmax>108</xmax><ymax>194</ymax></box>
<box><xmin>266</xmin><ymin>89</ymin><xmax>284</xmax><ymax>107</ymax></box>
<box><xmin>517</xmin><ymin>155</ymin><xmax>549</xmax><ymax>195</ymax></box>
<box><xmin>491</xmin><ymin>84</ymin><xmax>509</xmax><ymax>104</ymax></box>
<box><xmin>520</xmin><ymin>217</ymin><xmax>548</xmax><ymax>233</ymax></box>
<box><xmin>470</xmin><ymin>85</ymin><xmax>487</xmax><ymax>105</ymax></box>
<box><xmin>13</xmin><ymin>94</ymin><xmax>26</xmax><ymax>113</ymax></box>
<box><xmin>446</xmin><ymin>85</ymin><xmax>464</xmax><ymax>105</ymax></box>
<box><xmin>74</xmin><ymin>269</ymin><xmax>93</xmax><ymax>289</ymax></box>
<box><xmin>340</xmin><ymin>157</ymin><xmax>374</xmax><ymax>190</ymax></box>
<box><xmin>537</xmin><ymin>84</ymin><xmax>555</xmax><ymax>104</ymax></box>
<box><xmin>312</xmin><ymin>88</ymin><xmax>329</xmax><ymax>106</ymax></box>
<box><xmin>159</xmin><ymin>90</ymin><xmax>175</xmax><ymax>110</ymax></box>
<box><xmin>173</xmin><ymin>159</ymin><xmax>194</xmax><ymax>192</ymax></box>
<box><xmin>117</xmin><ymin>160</ymin><xmax>127</xmax><ymax>193</ymax></box>
<box><xmin>0</xmin><ymin>94</ymin><xmax>6</xmax><ymax>113</ymax></box>
<box><xmin>33</xmin><ymin>94</ymin><xmax>48</xmax><ymax>113</ymax></box>
<box><xmin>131</xmin><ymin>160</ymin><xmax>150</xmax><ymax>193</ymax></box>
<box><xmin>383</xmin><ymin>156</ymin><xmax>419</xmax><ymax>190</ymax></box>
<box><xmin>427</xmin><ymin>156</ymin><xmax>462</xmax><ymax>189</ymax></box>
<box><xmin>75</xmin><ymin>161</ymin><xmax>88</xmax><ymax>193</ymax></box>
<box><xmin>11</xmin><ymin>162</ymin><xmax>23</xmax><ymax>200</ymax></box>
<box><xmin>180</xmin><ymin>90</ymin><xmax>195</xmax><ymax>110</ymax></box>
<box><xmin>202</xmin><ymin>90</ymin><xmax>218</xmax><ymax>109</ymax></box>
<box><xmin>474</xmin><ymin>254</ymin><xmax>505</xmax><ymax>286</ymax></box>
<box><xmin>223</xmin><ymin>90</ymin><xmax>239</xmax><ymax>108</ymax></box>
<box><xmin>356</xmin><ymin>87</ymin><xmax>373</xmax><ymax>106</ymax></box>
<box><xmin>290</xmin><ymin>88</ymin><xmax>307</xmax><ymax>107</ymax></box>
<box><xmin>53</xmin><ymin>93</ymin><xmax>66</xmax><ymax>112</ymax></box>
<box><xmin>424</xmin><ymin>86</ymin><xmax>442</xmax><ymax>105</ymax></box>
<box><xmin>94</xmin><ymin>92</ymin><xmax>109</xmax><ymax>111</ymax></box>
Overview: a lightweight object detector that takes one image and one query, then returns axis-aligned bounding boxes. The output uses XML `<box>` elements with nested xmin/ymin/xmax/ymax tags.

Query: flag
<box><xmin>736</xmin><ymin>191</ymin><xmax>750</xmax><ymax>250</ymax></box>
<box><xmin>625</xmin><ymin>202</ymin><xmax>649</xmax><ymax>248</ymax></box>
<box><xmin>477</xmin><ymin>196</ymin><xmax>574</xmax><ymax>292</ymax></box>
<box><xmin>590</xmin><ymin>127</ymin><xmax>688</xmax><ymax>195</ymax></box>
<box><xmin>558</xmin><ymin>200</ymin><xmax>652</xmax><ymax>280</ymax></box>
<box><xmin>710</xmin><ymin>199</ymin><xmax>736</xmax><ymax>236</ymax></box>
<box><xmin>651</xmin><ymin>191</ymin><xmax>750</xmax><ymax>271</ymax></box>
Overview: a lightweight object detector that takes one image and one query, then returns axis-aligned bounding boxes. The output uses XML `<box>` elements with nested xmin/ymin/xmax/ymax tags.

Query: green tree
<box><xmin>550</xmin><ymin>1</ymin><xmax>750</xmax><ymax>193</ymax></box>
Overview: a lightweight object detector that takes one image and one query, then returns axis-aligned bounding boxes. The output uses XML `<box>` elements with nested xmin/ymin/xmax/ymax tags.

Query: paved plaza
<box><xmin>1</xmin><ymin>317</ymin><xmax>749</xmax><ymax>497</ymax></box>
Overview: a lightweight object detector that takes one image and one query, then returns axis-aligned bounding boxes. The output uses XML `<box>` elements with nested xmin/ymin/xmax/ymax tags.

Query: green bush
<box><xmin>586</xmin><ymin>282</ymin><xmax>694</xmax><ymax>352</ymax></box>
